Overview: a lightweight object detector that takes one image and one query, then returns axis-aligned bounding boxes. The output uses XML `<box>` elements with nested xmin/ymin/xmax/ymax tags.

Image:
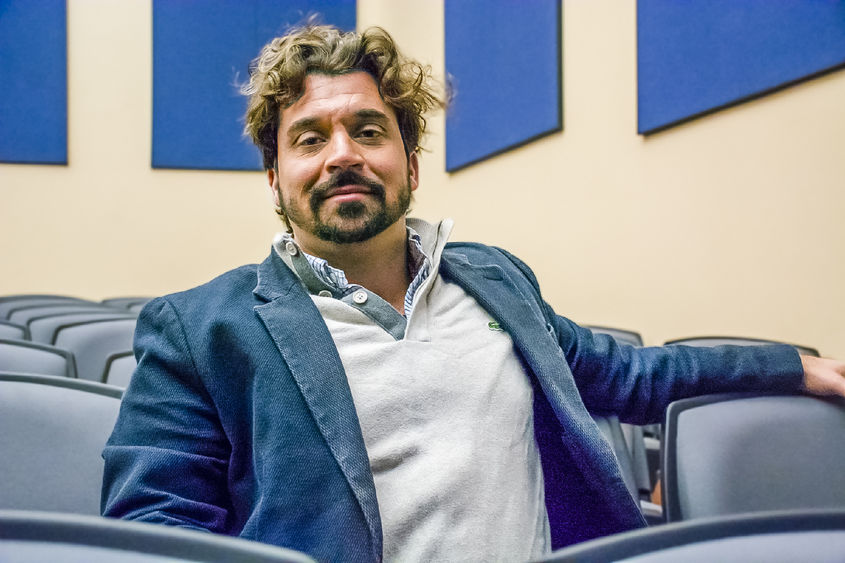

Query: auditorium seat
<box><xmin>662</xmin><ymin>393</ymin><xmax>845</xmax><ymax>522</ymax></box>
<box><xmin>665</xmin><ymin>336</ymin><xmax>819</xmax><ymax>357</ymax></box>
<box><xmin>52</xmin><ymin>318</ymin><xmax>136</xmax><ymax>382</ymax></box>
<box><xmin>0</xmin><ymin>510</ymin><xmax>316</xmax><ymax>563</ymax></box>
<box><xmin>586</xmin><ymin>325</ymin><xmax>644</xmax><ymax>347</ymax></box>
<box><xmin>0</xmin><ymin>320</ymin><xmax>29</xmax><ymax>340</ymax></box>
<box><xmin>9</xmin><ymin>303</ymin><xmax>120</xmax><ymax>326</ymax></box>
<box><xmin>0</xmin><ymin>374</ymin><xmax>122</xmax><ymax>515</ymax></box>
<box><xmin>29</xmin><ymin>311</ymin><xmax>137</xmax><ymax>345</ymax></box>
<box><xmin>538</xmin><ymin>509</ymin><xmax>845</xmax><ymax>562</ymax></box>
<box><xmin>0</xmin><ymin>296</ymin><xmax>94</xmax><ymax>319</ymax></box>
<box><xmin>0</xmin><ymin>339</ymin><xmax>76</xmax><ymax>378</ymax></box>
<box><xmin>101</xmin><ymin>296</ymin><xmax>152</xmax><ymax>310</ymax></box>
<box><xmin>102</xmin><ymin>350</ymin><xmax>137</xmax><ymax>387</ymax></box>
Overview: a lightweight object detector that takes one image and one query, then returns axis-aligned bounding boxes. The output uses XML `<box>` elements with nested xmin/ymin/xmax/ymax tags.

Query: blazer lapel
<box><xmin>253</xmin><ymin>252</ymin><xmax>382</xmax><ymax>557</ymax></box>
<box><xmin>440</xmin><ymin>252</ymin><xmax>590</xmax><ymax>425</ymax></box>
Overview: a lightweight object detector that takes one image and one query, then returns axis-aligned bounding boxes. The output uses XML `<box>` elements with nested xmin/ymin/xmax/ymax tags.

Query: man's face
<box><xmin>268</xmin><ymin>71</ymin><xmax>418</xmax><ymax>246</ymax></box>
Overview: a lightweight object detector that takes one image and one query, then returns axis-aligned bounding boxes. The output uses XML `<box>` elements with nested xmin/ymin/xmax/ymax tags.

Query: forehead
<box><xmin>279</xmin><ymin>71</ymin><xmax>397</xmax><ymax>127</ymax></box>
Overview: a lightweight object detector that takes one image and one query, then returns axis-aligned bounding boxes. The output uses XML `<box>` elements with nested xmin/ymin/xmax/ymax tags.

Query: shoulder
<box><xmin>444</xmin><ymin>242</ymin><xmax>541</xmax><ymax>287</ymax></box>
<box><xmin>141</xmin><ymin>263</ymin><xmax>260</xmax><ymax>321</ymax></box>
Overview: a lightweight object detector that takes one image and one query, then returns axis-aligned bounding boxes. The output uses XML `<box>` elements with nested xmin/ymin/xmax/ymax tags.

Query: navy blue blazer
<box><xmin>102</xmin><ymin>243</ymin><xmax>803</xmax><ymax>561</ymax></box>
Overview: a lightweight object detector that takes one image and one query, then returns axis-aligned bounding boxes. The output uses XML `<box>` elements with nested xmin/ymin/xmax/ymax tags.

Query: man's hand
<box><xmin>800</xmin><ymin>355</ymin><xmax>845</xmax><ymax>398</ymax></box>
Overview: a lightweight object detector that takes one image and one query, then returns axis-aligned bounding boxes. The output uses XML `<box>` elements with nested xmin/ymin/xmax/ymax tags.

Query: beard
<box><xmin>281</xmin><ymin>169</ymin><xmax>412</xmax><ymax>244</ymax></box>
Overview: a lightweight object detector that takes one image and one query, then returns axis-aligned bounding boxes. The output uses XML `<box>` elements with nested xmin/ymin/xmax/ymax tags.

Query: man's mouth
<box><xmin>323</xmin><ymin>185</ymin><xmax>373</xmax><ymax>199</ymax></box>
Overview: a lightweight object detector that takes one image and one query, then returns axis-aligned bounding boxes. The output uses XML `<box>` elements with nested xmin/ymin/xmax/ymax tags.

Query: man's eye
<box><xmin>296</xmin><ymin>134</ymin><xmax>323</xmax><ymax>147</ymax></box>
<box><xmin>357</xmin><ymin>128</ymin><xmax>382</xmax><ymax>139</ymax></box>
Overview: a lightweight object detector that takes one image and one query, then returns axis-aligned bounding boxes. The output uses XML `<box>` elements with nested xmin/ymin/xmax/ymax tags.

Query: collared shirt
<box><xmin>300</xmin><ymin>227</ymin><xmax>431</xmax><ymax>318</ymax></box>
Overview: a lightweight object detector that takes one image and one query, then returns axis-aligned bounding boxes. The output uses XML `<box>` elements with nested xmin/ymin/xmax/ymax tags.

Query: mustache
<box><xmin>309</xmin><ymin>170</ymin><xmax>386</xmax><ymax>210</ymax></box>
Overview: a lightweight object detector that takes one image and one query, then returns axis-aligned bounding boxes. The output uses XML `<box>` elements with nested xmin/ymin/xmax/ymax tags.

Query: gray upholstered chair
<box><xmin>8</xmin><ymin>303</ymin><xmax>117</xmax><ymax>326</ymax></box>
<box><xmin>29</xmin><ymin>311</ymin><xmax>136</xmax><ymax>345</ymax></box>
<box><xmin>52</xmin><ymin>318</ymin><xmax>136</xmax><ymax>382</ymax></box>
<box><xmin>663</xmin><ymin>393</ymin><xmax>845</xmax><ymax>522</ymax></box>
<box><xmin>0</xmin><ymin>339</ymin><xmax>76</xmax><ymax>378</ymax></box>
<box><xmin>0</xmin><ymin>320</ymin><xmax>29</xmax><ymax>340</ymax></box>
<box><xmin>0</xmin><ymin>374</ymin><xmax>123</xmax><ymax>515</ymax></box>
<box><xmin>665</xmin><ymin>336</ymin><xmax>819</xmax><ymax>357</ymax></box>
<box><xmin>0</xmin><ymin>510</ymin><xmax>316</xmax><ymax>562</ymax></box>
<box><xmin>539</xmin><ymin>509</ymin><xmax>845</xmax><ymax>563</ymax></box>
<box><xmin>0</xmin><ymin>296</ymin><xmax>93</xmax><ymax>320</ymax></box>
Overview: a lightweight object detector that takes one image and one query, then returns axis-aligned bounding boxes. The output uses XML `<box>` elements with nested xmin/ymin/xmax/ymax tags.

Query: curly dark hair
<box><xmin>242</xmin><ymin>24</ymin><xmax>446</xmax><ymax>169</ymax></box>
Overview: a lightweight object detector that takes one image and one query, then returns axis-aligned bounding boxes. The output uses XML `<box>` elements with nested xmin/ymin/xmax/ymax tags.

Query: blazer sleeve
<box><xmin>495</xmin><ymin>247</ymin><xmax>805</xmax><ymax>425</ymax></box>
<box><xmin>552</xmin><ymin>316</ymin><xmax>804</xmax><ymax>424</ymax></box>
<box><xmin>101</xmin><ymin>297</ymin><xmax>232</xmax><ymax>532</ymax></box>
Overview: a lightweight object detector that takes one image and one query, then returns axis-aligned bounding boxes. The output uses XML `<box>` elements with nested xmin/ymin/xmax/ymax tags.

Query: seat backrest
<box><xmin>0</xmin><ymin>339</ymin><xmax>76</xmax><ymax>378</ymax></box>
<box><xmin>0</xmin><ymin>373</ymin><xmax>123</xmax><ymax>515</ymax></box>
<box><xmin>29</xmin><ymin>312</ymin><xmax>136</xmax><ymax>344</ymax></box>
<box><xmin>663</xmin><ymin>393</ymin><xmax>845</xmax><ymax>522</ymax></box>
<box><xmin>0</xmin><ymin>296</ymin><xmax>93</xmax><ymax>319</ymax></box>
<box><xmin>53</xmin><ymin>318</ymin><xmax>136</xmax><ymax>382</ymax></box>
<box><xmin>9</xmin><ymin>303</ymin><xmax>117</xmax><ymax>326</ymax></box>
<box><xmin>0</xmin><ymin>320</ymin><xmax>29</xmax><ymax>340</ymax></box>
<box><xmin>586</xmin><ymin>325</ymin><xmax>644</xmax><ymax>347</ymax></box>
<box><xmin>0</xmin><ymin>509</ymin><xmax>316</xmax><ymax>562</ymax></box>
<box><xmin>101</xmin><ymin>296</ymin><xmax>152</xmax><ymax>310</ymax></box>
<box><xmin>103</xmin><ymin>351</ymin><xmax>137</xmax><ymax>387</ymax></box>
<box><xmin>538</xmin><ymin>509</ymin><xmax>845</xmax><ymax>563</ymax></box>
<box><xmin>665</xmin><ymin>336</ymin><xmax>819</xmax><ymax>357</ymax></box>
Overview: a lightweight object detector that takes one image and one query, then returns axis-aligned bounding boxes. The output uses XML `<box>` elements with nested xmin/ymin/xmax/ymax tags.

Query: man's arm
<box><xmin>493</xmin><ymin>247</ymin><xmax>843</xmax><ymax>423</ymax></box>
<box><xmin>101</xmin><ymin>297</ymin><xmax>232</xmax><ymax>532</ymax></box>
<box><xmin>553</xmin><ymin>316</ymin><xmax>805</xmax><ymax>424</ymax></box>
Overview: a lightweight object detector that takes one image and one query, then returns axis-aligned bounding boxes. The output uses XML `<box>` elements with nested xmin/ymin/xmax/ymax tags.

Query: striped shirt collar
<box><xmin>273</xmin><ymin>219</ymin><xmax>451</xmax><ymax>318</ymax></box>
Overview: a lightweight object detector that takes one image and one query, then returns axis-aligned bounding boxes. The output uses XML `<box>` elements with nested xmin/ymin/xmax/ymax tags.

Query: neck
<box><xmin>294</xmin><ymin>219</ymin><xmax>411</xmax><ymax>312</ymax></box>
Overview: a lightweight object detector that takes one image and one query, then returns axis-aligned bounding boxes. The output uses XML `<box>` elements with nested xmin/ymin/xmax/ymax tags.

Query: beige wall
<box><xmin>2</xmin><ymin>0</ymin><xmax>843</xmax><ymax>357</ymax></box>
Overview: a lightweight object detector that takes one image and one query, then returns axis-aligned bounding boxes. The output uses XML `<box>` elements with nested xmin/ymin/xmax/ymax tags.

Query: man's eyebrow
<box><xmin>284</xmin><ymin>110</ymin><xmax>390</xmax><ymax>142</ymax></box>
<box><xmin>285</xmin><ymin>117</ymin><xmax>322</xmax><ymax>142</ymax></box>
<box><xmin>352</xmin><ymin>109</ymin><xmax>390</xmax><ymax>124</ymax></box>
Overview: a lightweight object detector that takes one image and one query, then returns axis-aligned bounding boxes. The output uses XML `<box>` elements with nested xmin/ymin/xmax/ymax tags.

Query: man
<box><xmin>102</xmin><ymin>24</ymin><xmax>845</xmax><ymax>562</ymax></box>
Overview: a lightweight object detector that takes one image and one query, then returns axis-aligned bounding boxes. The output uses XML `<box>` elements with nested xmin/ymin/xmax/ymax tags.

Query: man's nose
<box><xmin>325</xmin><ymin>131</ymin><xmax>364</xmax><ymax>172</ymax></box>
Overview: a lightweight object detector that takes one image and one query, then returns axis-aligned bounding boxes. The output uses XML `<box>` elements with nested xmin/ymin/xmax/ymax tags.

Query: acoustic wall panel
<box><xmin>445</xmin><ymin>0</ymin><xmax>561</xmax><ymax>172</ymax></box>
<box><xmin>0</xmin><ymin>0</ymin><xmax>67</xmax><ymax>164</ymax></box>
<box><xmin>152</xmin><ymin>0</ymin><xmax>355</xmax><ymax>170</ymax></box>
<box><xmin>638</xmin><ymin>0</ymin><xmax>845</xmax><ymax>134</ymax></box>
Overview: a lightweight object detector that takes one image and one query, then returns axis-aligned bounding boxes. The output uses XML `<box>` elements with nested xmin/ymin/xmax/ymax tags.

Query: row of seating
<box><xmin>2</xmin><ymin>295</ymin><xmax>841</xmax><ymax>560</ymax></box>
<box><xmin>0</xmin><ymin>294</ymin><xmax>148</xmax><ymax>386</ymax></box>
<box><xmin>2</xmin><ymin>371</ymin><xmax>842</xmax><ymax>560</ymax></box>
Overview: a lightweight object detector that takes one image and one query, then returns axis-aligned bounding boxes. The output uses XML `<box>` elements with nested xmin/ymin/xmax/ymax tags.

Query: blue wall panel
<box><xmin>0</xmin><ymin>0</ymin><xmax>67</xmax><ymax>164</ymax></box>
<box><xmin>445</xmin><ymin>0</ymin><xmax>561</xmax><ymax>172</ymax></box>
<box><xmin>638</xmin><ymin>0</ymin><xmax>845</xmax><ymax>134</ymax></box>
<box><xmin>152</xmin><ymin>0</ymin><xmax>355</xmax><ymax>170</ymax></box>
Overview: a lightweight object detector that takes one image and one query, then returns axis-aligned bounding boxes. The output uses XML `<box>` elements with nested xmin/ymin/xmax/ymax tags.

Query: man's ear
<box><xmin>267</xmin><ymin>167</ymin><xmax>280</xmax><ymax>206</ymax></box>
<box><xmin>408</xmin><ymin>152</ymin><xmax>420</xmax><ymax>192</ymax></box>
